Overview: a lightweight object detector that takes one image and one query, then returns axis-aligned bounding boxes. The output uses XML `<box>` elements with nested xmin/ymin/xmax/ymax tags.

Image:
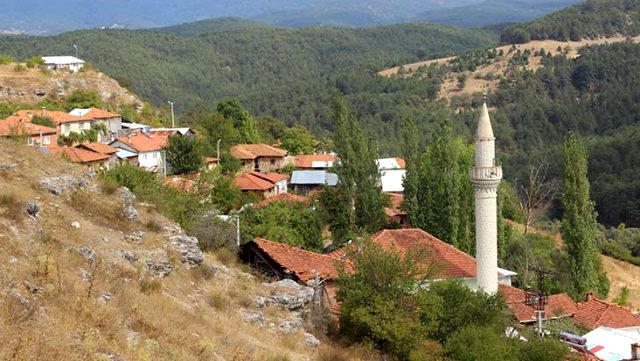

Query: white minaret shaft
<box><xmin>471</xmin><ymin>101</ymin><xmax>502</xmax><ymax>294</ymax></box>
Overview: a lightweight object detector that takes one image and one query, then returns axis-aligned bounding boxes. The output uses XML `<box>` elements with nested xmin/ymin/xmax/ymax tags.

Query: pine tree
<box><xmin>561</xmin><ymin>134</ymin><xmax>607</xmax><ymax>298</ymax></box>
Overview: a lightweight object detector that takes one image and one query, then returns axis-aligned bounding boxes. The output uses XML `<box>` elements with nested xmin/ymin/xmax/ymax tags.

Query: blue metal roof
<box><xmin>291</xmin><ymin>170</ymin><xmax>338</xmax><ymax>186</ymax></box>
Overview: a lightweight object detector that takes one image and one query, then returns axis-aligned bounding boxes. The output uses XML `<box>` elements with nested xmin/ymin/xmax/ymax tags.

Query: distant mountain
<box><xmin>414</xmin><ymin>0</ymin><xmax>581</xmax><ymax>28</ymax></box>
<box><xmin>501</xmin><ymin>0</ymin><xmax>640</xmax><ymax>43</ymax></box>
<box><xmin>0</xmin><ymin>0</ymin><xmax>576</xmax><ymax>33</ymax></box>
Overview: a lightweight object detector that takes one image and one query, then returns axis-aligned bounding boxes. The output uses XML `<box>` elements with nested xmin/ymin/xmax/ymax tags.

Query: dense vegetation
<box><xmin>0</xmin><ymin>23</ymin><xmax>497</xmax><ymax>145</ymax></box>
<box><xmin>501</xmin><ymin>0</ymin><xmax>640</xmax><ymax>43</ymax></box>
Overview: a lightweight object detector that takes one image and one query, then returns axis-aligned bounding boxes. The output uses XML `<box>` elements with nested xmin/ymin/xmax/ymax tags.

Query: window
<box><xmin>43</xmin><ymin>136</ymin><xmax>50</xmax><ymax>145</ymax></box>
<box><xmin>27</xmin><ymin>137</ymin><xmax>33</xmax><ymax>145</ymax></box>
<box><xmin>270</xmin><ymin>159</ymin><xmax>276</xmax><ymax>165</ymax></box>
<box><xmin>63</xmin><ymin>124</ymin><xmax>70</xmax><ymax>133</ymax></box>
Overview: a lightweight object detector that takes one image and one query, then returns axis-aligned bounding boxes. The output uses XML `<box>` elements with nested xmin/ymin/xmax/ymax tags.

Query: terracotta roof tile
<box><xmin>13</xmin><ymin>109</ymin><xmax>92</xmax><ymax>124</ymax></box>
<box><xmin>50</xmin><ymin>146</ymin><xmax>111</xmax><ymax>164</ymax></box>
<box><xmin>230</xmin><ymin>144</ymin><xmax>287</xmax><ymax>160</ymax></box>
<box><xmin>499</xmin><ymin>284</ymin><xmax>577</xmax><ymax>323</ymax></box>
<box><xmin>294</xmin><ymin>154</ymin><xmax>336</xmax><ymax>168</ymax></box>
<box><xmin>77</xmin><ymin>142</ymin><xmax>118</xmax><ymax>155</ymax></box>
<box><xmin>252</xmin><ymin>238</ymin><xmax>344</xmax><ymax>282</ymax></box>
<box><xmin>384</xmin><ymin>193</ymin><xmax>406</xmax><ymax>218</ymax></box>
<box><xmin>84</xmin><ymin>108</ymin><xmax>120</xmax><ymax>119</ymax></box>
<box><xmin>232</xmin><ymin>172</ymin><xmax>278</xmax><ymax>191</ymax></box>
<box><xmin>254</xmin><ymin>193</ymin><xmax>308</xmax><ymax>208</ymax></box>
<box><xmin>395</xmin><ymin>157</ymin><xmax>406</xmax><ymax>168</ymax></box>
<box><xmin>574</xmin><ymin>292</ymin><xmax>640</xmax><ymax>329</ymax></box>
<box><xmin>0</xmin><ymin>117</ymin><xmax>57</xmax><ymax>136</ymax></box>
<box><xmin>112</xmin><ymin>132</ymin><xmax>168</xmax><ymax>153</ymax></box>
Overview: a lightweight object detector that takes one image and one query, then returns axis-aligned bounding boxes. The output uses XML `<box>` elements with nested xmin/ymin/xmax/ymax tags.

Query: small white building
<box><xmin>42</xmin><ymin>56</ymin><xmax>85</xmax><ymax>73</ymax></box>
<box><xmin>109</xmin><ymin>132</ymin><xmax>168</xmax><ymax>172</ymax></box>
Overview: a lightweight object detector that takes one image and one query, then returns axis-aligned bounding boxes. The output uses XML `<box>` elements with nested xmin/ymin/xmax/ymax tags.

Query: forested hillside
<box><xmin>501</xmin><ymin>0</ymin><xmax>640</xmax><ymax>43</ymax></box>
<box><xmin>0</xmin><ymin>23</ymin><xmax>497</xmax><ymax>141</ymax></box>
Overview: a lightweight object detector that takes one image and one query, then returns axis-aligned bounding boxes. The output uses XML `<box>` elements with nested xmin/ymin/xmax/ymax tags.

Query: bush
<box><xmin>31</xmin><ymin>115</ymin><xmax>55</xmax><ymax>128</ymax></box>
<box><xmin>0</xmin><ymin>55</ymin><xmax>15</xmax><ymax>65</ymax></box>
<box><xmin>187</xmin><ymin>213</ymin><xmax>238</xmax><ymax>252</ymax></box>
<box><xmin>0</xmin><ymin>192</ymin><xmax>23</xmax><ymax>222</ymax></box>
<box><xmin>163</xmin><ymin>135</ymin><xmax>204</xmax><ymax>175</ymax></box>
<box><xmin>444</xmin><ymin>325</ymin><xmax>516</xmax><ymax>361</ymax></box>
<box><xmin>25</xmin><ymin>56</ymin><xmax>44</xmax><ymax>69</ymax></box>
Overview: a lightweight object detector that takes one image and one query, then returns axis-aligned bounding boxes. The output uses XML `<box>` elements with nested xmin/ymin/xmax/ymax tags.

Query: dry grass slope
<box><xmin>0</xmin><ymin>138</ymin><xmax>371</xmax><ymax>360</ymax></box>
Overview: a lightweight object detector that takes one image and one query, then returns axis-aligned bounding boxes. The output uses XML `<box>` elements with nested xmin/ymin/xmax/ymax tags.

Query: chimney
<box><xmin>632</xmin><ymin>343</ymin><xmax>640</xmax><ymax>360</ymax></box>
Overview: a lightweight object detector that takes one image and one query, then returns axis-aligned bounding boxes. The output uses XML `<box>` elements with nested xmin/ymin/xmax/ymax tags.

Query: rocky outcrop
<box><xmin>118</xmin><ymin>187</ymin><xmax>138</xmax><ymax>221</ymax></box>
<box><xmin>168</xmin><ymin>235</ymin><xmax>204</xmax><ymax>267</ymax></box>
<box><xmin>39</xmin><ymin>175</ymin><xmax>87</xmax><ymax>195</ymax></box>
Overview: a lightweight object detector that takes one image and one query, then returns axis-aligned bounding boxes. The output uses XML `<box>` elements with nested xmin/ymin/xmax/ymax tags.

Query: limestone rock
<box><xmin>123</xmin><ymin>231</ymin><xmax>145</xmax><ymax>243</ymax></box>
<box><xmin>39</xmin><ymin>175</ymin><xmax>87</xmax><ymax>195</ymax></box>
<box><xmin>23</xmin><ymin>280</ymin><xmax>44</xmax><ymax>295</ymax></box>
<box><xmin>25</xmin><ymin>201</ymin><xmax>39</xmax><ymax>219</ymax></box>
<box><xmin>168</xmin><ymin>235</ymin><xmax>204</xmax><ymax>266</ymax></box>
<box><xmin>278</xmin><ymin>319</ymin><xmax>302</xmax><ymax>334</ymax></box>
<box><xmin>241</xmin><ymin>311</ymin><xmax>265</xmax><ymax>325</ymax></box>
<box><xmin>144</xmin><ymin>251</ymin><xmax>173</xmax><ymax>277</ymax></box>
<box><xmin>267</xmin><ymin>280</ymin><xmax>315</xmax><ymax>310</ymax></box>
<box><xmin>0</xmin><ymin>163</ymin><xmax>17</xmax><ymax>171</ymax></box>
<box><xmin>303</xmin><ymin>332</ymin><xmax>320</xmax><ymax>348</ymax></box>
<box><xmin>118</xmin><ymin>187</ymin><xmax>138</xmax><ymax>220</ymax></box>
<box><xmin>73</xmin><ymin>247</ymin><xmax>96</xmax><ymax>264</ymax></box>
<box><xmin>120</xmin><ymin>250</ymin><xmax>138</xmax><ymax>263</ymax></box>
<box><xmin>71</xmin><ymin>221</ymin><xmax>81</xmax><ymax>229</ymax></box>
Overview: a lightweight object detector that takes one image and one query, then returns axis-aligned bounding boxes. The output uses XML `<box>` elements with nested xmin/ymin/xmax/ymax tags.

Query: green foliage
<box><xmin>187</xmin><ymin>213</ymin><xmax>238</xmax><ymax>252</ymax></box>
<box><xmin>613</xmin><ymin>286</ymin><xmax>631</xmax><ymax>307</ymax></box>
<box><xmin>401</xmin><ymin>118</ymin><xmax>420</xmax><ymax>217</ymax></box>
<box><xmin>599</xmin><ymin>225</ymin><xmax>640</xmax><ymax>265</ymax></box>
<box><xmin>31</xmin><ymin>115</ymin><xmax>55</xmax><ymax>128</ymax></box>
<box><xmin>199</xmin><ymin>170</ymin><xmax>244</xmax><ymax>213</ymax></box>
<box><xmin>444</xmin><ymin>325</ymin><xmax>516</xmax><ymax>361</ymax></box>
<box><xmin>25</xmin><ymin>55</ymin><xmax>43</xmax><ymax>68</ymax></box>
<box><xmin>501</xmin><ymin>0</ymin><xmax>640</xmax><ymax>43</ymax></box>
<box><xmin>410</xmin><ymin>128</ymin><xmax>474</xmax><ymax>254</ymax></box>
<box><xmin>59</xmin><ymin>129</ymin><xmax>99</xmax><ymax>145</ymax></box>
<box><xmin>164</xmin><ymin>135</ymin><xmax>204</xmax><ymax>175</ymax></box>
<box><xmin>63</xmin><ymin>89</ymin><xmax>103</xmax><ymax>110</ymax></box>
<box><xmin>217</xmin><ymin>99</ymin><xmax>260</xmax><ymax>144</ymax></box>
<box><xmin>218</xmin><ymin>152</ymin><xmax>241</xmax><ymax>175</ymax></box>
<box><xmin>102</xmin><ymin>164</ymin><xmax>204</xmax><ymax>228</ymax></box>
<box><xmin>281</xmin><ymin>125</ymin><xmax>316</xmax><ymax>155</ymax></box>
<box><xmin>241</xmin><ymin>201</ymin><xmax>323</xmax><ymax>251</ymax></box>
<box><xmin>0</xmin><ymin>55</ymin><xmax>14</xmax><ymax>65</ymax></box>
<box><xmin>561</xmin><ymin>134</ymin><xmax>608</xmax><ymax>298</ymax></box>
<box><xmin>328</xmin><ymin>97</ymin><xmax>384</xmax><ymax>241</ymax></box>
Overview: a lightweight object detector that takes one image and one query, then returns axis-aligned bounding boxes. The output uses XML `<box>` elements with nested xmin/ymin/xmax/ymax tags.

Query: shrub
<box><xmin>13</xmin><ymin>64</ymin><xmax>25</xmax><ymax>72</ymax></box>
<box><xmin>0</xmin><ymin>55</ymin><xmax>15</xmax><ymax>65</ymax></box>
<box><xmin>31</xmin><ymin>115</ymin><xmax>55</xmax><ymax>128</ymax></box>
<box><xmin>0</xmin><ymin>192</ymin><xmax>23</xmax><ymax>222</ymax></box>
<box><xmin>187</xmin><ymin>213</ymin><xmax>237</xmax><ymax>252</ymax></box>
<box><xmin>139</xmin><ymin>277</ymin><xmax>162</xmax><ymax>295</ymax></box>
<box><xmin>25</xmin><ymin>56</ymin><xmax>44</xmax><ymax>69</ymax></box>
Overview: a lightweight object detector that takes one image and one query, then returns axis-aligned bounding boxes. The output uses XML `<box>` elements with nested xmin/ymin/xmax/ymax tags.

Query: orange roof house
<box><xmin>232</xmin><ymin>172</ymin><xmax>289</xmax><ymax>199</ymax></box>
<box><xmin>573</xmin><ymin>292</ymin><xmax>640</xmax><ymax>330</ymax></box>
<box><xmin>49</xmin><ymin>146</ymin><xmax>112</xmax><ymax>170</ymax></box>
<box><xmin>76</xmin><ymin>142</ymin><xmax>118</xmax><ymax>155</ymax></box>
<box><xmin>294</xmin><ymin>154</ymin><xmax>336</xmax><ymax>170</ymax></box>
<box><xmin>384</xmin><ymin>193</ymin><xmax>409</xmax><ymax>227</ymax></box>
<box><xmin>0</xmin><ymin>117</ymin><xmax>57</xmax><ymax>146</ymax></box>
<box><xmin>111</xmin><ymin>132</ymin><xmax>168</xmax><ymax>153</ymax></box>
<box><xmin>230</xmin><ymin>144</ymin><xmax>288</xmax><ymax>173</ymax></box>
<box><xmin>81</xmin><ymin>108</ymin><xmax>120</xmax><ymax>120</ymax></box>
<box><xmin>499</xmin><ymin>284</ymin><xmax>578</xmax><ymax>323</ymax></box>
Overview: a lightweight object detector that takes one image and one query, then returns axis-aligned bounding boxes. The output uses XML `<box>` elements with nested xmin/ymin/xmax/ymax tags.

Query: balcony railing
<box><xmin>470</xmin><ymin>166</ymin><xmax>502</xmax><ymax>181</ymax></box>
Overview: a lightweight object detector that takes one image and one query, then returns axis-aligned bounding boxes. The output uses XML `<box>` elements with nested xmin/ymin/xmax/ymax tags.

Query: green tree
<box><xmin>444</xmin><ymin>325</ymin><xmax>516</xmax><ymax>361</ymax></box>
<box><xmin>64</xmin><ymin>89</ymin><xmax>103</xmax><ymax>110</ymax></box>
<box><xmin>329</xmin><ymin>97</ymin><xmax>384</xmax><ymax>241</ymax></box>
<box><xmin>200</xmin><ymin>170</ymin><xmax>243</xmax><ymax>213</ymax></box>
<box><xmin>31</xmin><ymin>115</ymin><xmax>55</xmax><ymax>128</ymax></box>
<box><xmin>401</xmin><ymin>117</ymin><xmax>420</xmax><ymax>218</ymax></box>
<box><xmin>561</xmin><ymin>134</ymin><xmax>608</xmax><ymax>298</ymax></box>
<box><xmin>164</xmin><ymin>135</ymin><xmax>204</xmax><ymax>175</ymax></box>
<box><xmin>411</xmin><ymin>127</ymin><xmax>475</xmax><ymax>254</ymax></box>
<box><xmin>216</xmin><ymin>98</ymin><xmax>260</xmax><ymax>144</ymax></box>
<box><xmin>281</xmin><ymin>125</ymin><xmax>316</xmax><ymax>155</ymax></box>
<box><xmin>25</xmin><ymin>55</ymin><xmax>44</xmax><ymax>68</ymax></box>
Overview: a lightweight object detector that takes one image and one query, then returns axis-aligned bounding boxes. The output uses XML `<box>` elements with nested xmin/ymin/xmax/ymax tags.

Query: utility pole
<box><xmin>217</xmin><ymin>139</ymin><xmax>222</xmax><ymax>161</ymax></box>
<box><xmin>525</xmin><ymin>266</ymin><xmax>553</xmax><ymax>338</ymax></box>
<box><xmin>167</xmin><ymin>101</ymin><xmax>175</xmax><ymax>128</ymax></box>
<box><xmin>73</xmin><ymin>44</ymin><xmax>78</xmax><ymax>58</ymax></box>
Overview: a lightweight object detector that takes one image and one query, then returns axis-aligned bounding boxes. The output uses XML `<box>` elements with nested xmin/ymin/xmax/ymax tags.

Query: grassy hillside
<box><xmin>501</xmin><ymin>0</ymin><xmax>640</xmax><ymax>43</ymax></box>
<box><xmin>0</xmin><ymin>23</ymin><xmax>498</xmax><ymax>136</ymax></box>
<box><xmin>415</xmin><ymin>0</ymin><xmax>580</xmax><ymax>29</ymax></box>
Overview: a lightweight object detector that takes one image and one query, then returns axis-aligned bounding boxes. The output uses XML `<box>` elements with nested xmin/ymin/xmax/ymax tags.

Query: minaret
<box><xmin>471</xmin><ymin>99</ymin><xmax>502</xmax><ymax>294</ymax></box>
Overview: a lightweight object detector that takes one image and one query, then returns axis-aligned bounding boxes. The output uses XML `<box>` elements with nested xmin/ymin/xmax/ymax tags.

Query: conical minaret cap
<box><xmin>475</xmin><ymin>101</ymin><xmax>494</xmax><ymax>139</ymax></box>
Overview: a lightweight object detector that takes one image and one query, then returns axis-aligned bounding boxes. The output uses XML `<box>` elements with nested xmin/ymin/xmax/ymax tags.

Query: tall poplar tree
<box><xmin>410</xmin><ymin>125</ymin><xmax>475</xmax><ymax>254</ymax></box>
<box><xmin>401</xmin><ymin>117</ymin><xmax>420</xmax><ymax>218</ymax></box>
<box><xmin>325</xmin><ymin>97</ymin><xmax>384</xmax><ymax>242</ymax></box>
<box><xmin>561</xmin><ymin>134</ymin><xmax>608</xmax><ymax>298</ymax></box>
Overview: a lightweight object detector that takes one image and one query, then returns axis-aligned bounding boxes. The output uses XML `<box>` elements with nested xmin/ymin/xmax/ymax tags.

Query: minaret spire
<box><xmin>471</xmin><ymin>97</ymin><xmax>502</xmax><ymax>294</ymax></box>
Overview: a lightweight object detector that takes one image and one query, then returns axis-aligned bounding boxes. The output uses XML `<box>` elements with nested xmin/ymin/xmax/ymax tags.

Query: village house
<box><xmin>293</xmin><ymin>154</ymin><xmax>336</xmax><ymax>170</ymax></box>
<box><xmin>0</xmin><ymin>116</ymin><xmax>57</xmax><ymax>146</ymax></box>
<box><xmin>204</xmin><ymin>157</ymin><xmax>219</xmax><ymax>170</ymax></box>
<box><xmin>109</xmin><ymin>132</ymin><xmax>168</xmax><ymax>172</ymax></box>
<box><xmin>290</xmin><ymin>170</ymin><xmax>338</xmax><ymax>195</ymax></box>
<box><xmin>8</xmin><ymin>109</ymin><xmax>94</xmax><ymax>138</ymax></box>
<box><xmin>148</xmin><ymin>128</ymin><xmax>196</xmax><ymax>138</ymax></box>
<box><xmin>230</xmin><ymin>144</ymin><xmax>288</xmax><ymax>173</ymax></box>
<box><xmin>42</xmin><ymin>56</ymin><xmax>85</xmax><ymax>73</ymax></box>
<box><xmin>48</xmin><ymin>146</ymin><xmax>112</xmax><ymax>171</ymax></box>
<box><xmin>377</xmin><ymin>157</ymin><xmax>406</xmax><ymax>193</ymax></box>
<box><xmin>69</xmin><ymin>108</ymin><xmax>123</xmax><ymax>142</ymax></box>
<box><xmin>75</xmin><ymin>142</ymin><xmax>119</xmax><ymax>169</ymax></box>
<box><xmin>232</xmin><ymin>172</ymin><xmax>289</xmax><ymax>199</ymax></box>
<box><xmin>384</xmin><ymin>193</ymin><xmax>410</xmax><ymax>227</ymax></box>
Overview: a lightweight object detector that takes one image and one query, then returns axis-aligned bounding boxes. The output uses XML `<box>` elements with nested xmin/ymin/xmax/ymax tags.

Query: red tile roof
<box><xmin>232</xmin><ymin>172</ymin><xmax>282</xmax><ymax>191</ymax></box>
<box><xmin>370</xmin><ymin>228</ymin><xmax>478</xmax><ymax>279</ymax></box>
<box><xmin>254</xmin><ymin>193</ymin><xmax>308</xmax><ymax>208</ymax></box>
<box><xmin>230</xmin><ymin>144</ymin><xmax>288</xmax><ymax>160</ymax></box>
<box><xmin>499</xmin><ymin>284</ymin><xmax>577</xmax><ymax>323</ymax></box>
<box><xmin>0</xmin><ymin>118</ymin><xmax>57</xmax><ymax>136</ymax></box>
<box><xmin>50</xmin><ymin>146</ymin><xmax>111</xmax><ymax>164</ymax></box>
<box><xmin>384</xmin><ymin>193</ymin><xmax>407</xmax><ymax>218</ymax></box>
<box><xmin>252</xmin><ymin>237</ymin><xmax>344</xmax><ymax>282</ymax></box>
<box><xmin>83</xmin><ymin>108</ymin><xmax>120</xmax><ymax>119</ymax></box>
<box><xmin>76</xmin><ymin>142</ymin><xmax>118</xmax><ymax>155</ymax></box>
<box><xmin>13</xmin><ymin>109</ymin><xmax>92</xmax><ymax>125</ymax></box>
<box><xmin>113</xmin><ymin>132</ymin><xmax>168</xmax><ymax>153</ymax></box>
<box><xmin>395</xmin><ymin>157</ymin><xmax>406</xmax><ymax>169</ymax></box>
<box><xmin>294</xmin><ymin>154</ymin><xmax>336</xmax><ymax>168</ymax></box>
<box><xmin>573</xmin><ymin>292</ymin><xmax>640</xmax><ymax>329</ymax></box>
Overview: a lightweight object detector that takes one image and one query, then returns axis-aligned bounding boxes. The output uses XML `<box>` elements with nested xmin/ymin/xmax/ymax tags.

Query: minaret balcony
<box><xmin>470</xmin><ymin>165</ymin><xmax>503</xmax><ymax>182</ymax></box>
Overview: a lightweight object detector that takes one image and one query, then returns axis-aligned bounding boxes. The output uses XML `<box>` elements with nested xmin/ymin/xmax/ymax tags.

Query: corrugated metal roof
<box><xmin>42</xmin><ymin>56</ymin><xmax>85</xmax><ymax>65</ymax></box>
<box><xmin>291</xmin><ymin>170</ymin><xmax>337</xmax><ymax>186</ymax></box>
<box><xmin>582</xmin><ymin>327</ymin><xmax>640</xmax><ymax>361</ymax></box>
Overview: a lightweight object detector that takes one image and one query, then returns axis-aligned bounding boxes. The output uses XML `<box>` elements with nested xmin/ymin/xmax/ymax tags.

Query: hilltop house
<box><xmin>0</xmin><ymin>116</ymin><xmax>57</xmax><ymax>146</ymax></box>
<box><xmin>232</xmin><ymin>172</ymin><xmax>289</xmax><ymax>199</ymax></box>
<box><xmin>42</xmin><ymin>56</ymin><xmax>85</xmax><ymax>73</ymax></box>
<box><xmin>48</xmin><ymin>146</ymin><xmax>112</xmax><ymax>171</ymax></box>
<box><xmin>230</xmin><ymin>144</ymin><xmax>288</xmax><ymax>173</ymax></box>
<box><xmin>109</xmin><ymin>132</ymin><xmax>168</xmax><ymax>172</ymax></box>
<box><xmin>9</xmin><ymin>110</ymin><xmax>93</xmax><ymax>138</ymax></box>
<box><xmin>293</xmin><ymin>154</ymin><xmax>336</xmax><ymax>170</ymax></box>
<box><xmin>69</xmin><ymin>108</ymin><xmax>122</xmax><ymax>142</ymax></box>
